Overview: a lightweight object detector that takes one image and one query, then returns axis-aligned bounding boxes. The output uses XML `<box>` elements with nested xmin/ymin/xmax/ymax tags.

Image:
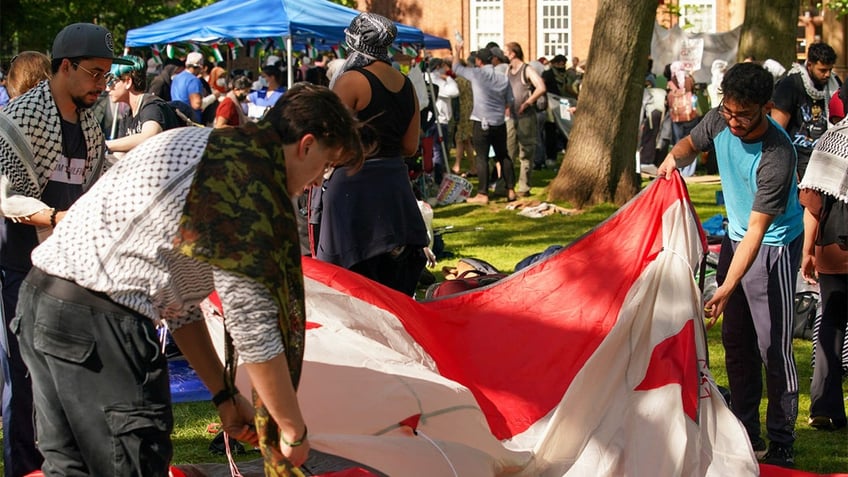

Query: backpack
<box><xmin>424</xmin><ymin>257</ymin><xmax>506</xmax><ymax>299</ymax></box>
<box><xmin>424</xmin><ymin>271</ymin><xmax>508</xmax><ymax>299</ymax></box>
<box><xmin>793</xmin><ymin>291</ymin><xmax>818</xmax><ymax>340</ymax></box>
<box><xmin>165</xmin><ymin>100</ymin><xmax>204</xmax><ymax>128</ymax></box>
<box><xmin>522</xmin><ymin>64</ymin><xmax>547</xmax><ymax>112</ymax></box>
<box><xmin>668</xmin><ymin>87</ymin><xmax>698</xmax><ymax>123</ymax></box>
<box><xmin>135</xmin><ymin>94</ymin><xmax>193</xmax><ymax>130</ymax></box>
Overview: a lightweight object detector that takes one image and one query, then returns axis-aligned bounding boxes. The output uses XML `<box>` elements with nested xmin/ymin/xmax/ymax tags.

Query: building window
<box><xmin>537</xmin><ymin>0</ymin><xmax>571</xmax><ymax>58</ymax></box>
<box><xmin>679</xmin><ymin>0</ymin><xmax>716</xmax><ymax>33</ymax></box>
<box><xmin>470</xmin><ymin>0</ymin><xmax>503</xmax><ymax>50</ymax></box>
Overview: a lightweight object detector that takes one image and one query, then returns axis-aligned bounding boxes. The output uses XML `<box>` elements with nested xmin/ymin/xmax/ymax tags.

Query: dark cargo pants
<box><xmin>13</xmin><ymin>268</ymin><xmax>173</xmax><ymax>477</ymax></box>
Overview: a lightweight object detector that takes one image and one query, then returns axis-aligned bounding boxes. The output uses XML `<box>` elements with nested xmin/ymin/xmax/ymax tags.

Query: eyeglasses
<box><xmin>72</xmin><ymin>62</ymin><xmax>107</xmax><ymax>83</ymax></box>
<box><xmin>718</xmin><ymin>100</ymin><xmax>760</xmax><ymax>127</ymax></box>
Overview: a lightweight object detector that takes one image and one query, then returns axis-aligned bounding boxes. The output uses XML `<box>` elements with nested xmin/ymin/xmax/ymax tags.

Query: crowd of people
<box><xmin>0</xmin><ymin>13</ymin><xmax>843</xmax><ymax>477</ymax></box>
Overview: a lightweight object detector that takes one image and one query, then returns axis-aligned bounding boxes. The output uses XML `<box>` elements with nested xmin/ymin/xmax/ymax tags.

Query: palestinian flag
<box><xmin>306</xmin><ymin>39</ymin><xmax>318</xmax><ymax>60</ymax></box>
<box><xmin>331</xmin><ymin>44</ymin><xmax>347</xmax><ymax>59</ymax></box>
<box><xmin>150</xmin><ymin>45</ymin><xmax>163</xmax><ymax>64</ymax></box>
<box><xmin>401</xmin><ymin>44</ymin><xmax>418</xmax><ymax>57</ymax></box>
<box><xmin>211</xmin><ymin>44</ymin><xmax>225</xmax><ymax>63</ymax></box>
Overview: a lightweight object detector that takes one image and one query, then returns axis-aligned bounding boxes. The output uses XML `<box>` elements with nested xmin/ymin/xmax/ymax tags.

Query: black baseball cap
<box><xmin>476</xmin><ymin>48</ymin><xmax>493</xmax><ymax>64</ymax></box>
<box><xmin>52</xmin><ymin>23</ymin><xmax>133</xmax><ymax>65</ymax></box>
<box><xmin>489</xmin><ymin>46</ymin><xmax>508</xmax><ymax>63</ymax></box>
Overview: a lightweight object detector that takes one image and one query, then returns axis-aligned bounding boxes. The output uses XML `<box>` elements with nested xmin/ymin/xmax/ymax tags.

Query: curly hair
<box><xmin>720</xmin><ymin>62</ymin><xmax>774</xmax><ymax>107</ymax></box>
<box><xmin>806</xmin><ymin>42</ymin><xmax>837</xmax><ymax>66</ymax></box>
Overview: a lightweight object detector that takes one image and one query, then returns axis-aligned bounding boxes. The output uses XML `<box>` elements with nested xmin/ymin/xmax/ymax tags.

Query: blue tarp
<box><xmin>169</xmin><ymin>358</ymin><xmax>210</xmax><ymax>403</ymax></box>
<box><xmin>125</xmin><ymin>0</ymin><xmax>445</xmax><ymax>49</ymax></box>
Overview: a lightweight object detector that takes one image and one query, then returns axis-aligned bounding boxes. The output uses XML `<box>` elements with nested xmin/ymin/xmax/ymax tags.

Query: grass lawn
<box><xmin>1</xmin><ymin>167</ymin><xmax>845</xmax><ymax>474</ymax></box>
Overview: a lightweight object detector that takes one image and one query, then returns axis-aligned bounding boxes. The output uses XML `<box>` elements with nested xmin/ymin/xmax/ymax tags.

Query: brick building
<box><xmin>355</xmin><ymin>0</ymin><xmax>847</xmax><ymax>76</ymax></box>
<box><xmin>356</xmin><ymin>0</ymin><xmax>746</xmax><ymax>62</ymax></box>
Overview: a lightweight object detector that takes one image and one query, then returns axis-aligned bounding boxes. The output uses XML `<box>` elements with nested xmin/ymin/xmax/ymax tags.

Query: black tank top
<box><xmin>352</xmin><ymin>67</ymin><xmax>415</xmax><ymax>158</ymax></box>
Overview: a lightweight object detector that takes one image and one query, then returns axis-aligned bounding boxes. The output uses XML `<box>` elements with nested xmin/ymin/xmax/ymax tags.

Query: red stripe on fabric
<box><xmin>304</xmin><ymin>175</ymin><xmax>700</xmax><ymax>439</ymax></box>
<box><xmin>635</xmin><ymin>320</ymin><xmax>699</xmax><ymax>420</ymax></box>
<box><xmin>315</xmin><ymin>469</ymin><xmax>383</xmax><ymax>477</ymax></box>
<box><xmin>208</xmin><ymin>291</ymin><xmax>223</xmax><ymax>314</ymax></box>
<box><xmin>759</xmin><ymin>463</ymin><xmax>848</xmax><ymax>477</ymax></box>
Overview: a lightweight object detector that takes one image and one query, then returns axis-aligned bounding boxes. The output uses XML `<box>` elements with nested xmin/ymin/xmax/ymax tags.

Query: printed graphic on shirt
<box><xmin>49</xmin><ymin>155</ymin><xmax>87</xmax><ymax>185</ymax></box>
<box><xmin>792</xmin><ymin>100</ymin><xmax>828</xmax><ymax>151</ymax></box>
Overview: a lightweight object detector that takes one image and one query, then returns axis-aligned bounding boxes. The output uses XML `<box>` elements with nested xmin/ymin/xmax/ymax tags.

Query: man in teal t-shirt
<box><xmin>658</xmin><ymin>62</ymin><xmax>803</xmax><ymax>469</ymax></box>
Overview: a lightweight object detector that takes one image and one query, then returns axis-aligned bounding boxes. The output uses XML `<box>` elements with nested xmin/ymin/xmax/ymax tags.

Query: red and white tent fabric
<box><xmin>290</xmin><ymin>174</ymin><xmax>759</xmax><ymax>476</ymax></box>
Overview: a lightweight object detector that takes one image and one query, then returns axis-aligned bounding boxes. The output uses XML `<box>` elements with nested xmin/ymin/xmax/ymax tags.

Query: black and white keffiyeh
<box><xmin>800</xmin><ymin>117</ymin><xmax>848</xmax><ymax>203</ymax></box>
<box><xmin>0</xmin><ymin>80</ymin><xmax>105</xmax><ymax>219</ymax></box>
<box><xmin>330</xmin><ymin>12</ymin><xmax>397</xmax><ymax>89</ymax></box>
<box><xmin>787</xmin><ymin>62</ymin><xmax>840</xmax><ymax>119</ymax></box>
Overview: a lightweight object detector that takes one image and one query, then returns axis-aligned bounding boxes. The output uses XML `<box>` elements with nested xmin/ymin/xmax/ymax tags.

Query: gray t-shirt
<box><xmin>689</xmin><ymin>109</ymin><xmax>803</xmax><ymax>246</ymax></box>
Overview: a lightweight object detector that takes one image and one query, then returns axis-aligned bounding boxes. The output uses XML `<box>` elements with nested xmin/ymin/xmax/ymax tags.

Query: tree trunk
<box><xmin>737</xmin><ymin>0</ymin><xmax>801</xmax><ymax>66</ymax></box>
<box><xmin>547</xmin><ymin>0</ymin><xmax>655</xmax><ymax>209</ymax></box>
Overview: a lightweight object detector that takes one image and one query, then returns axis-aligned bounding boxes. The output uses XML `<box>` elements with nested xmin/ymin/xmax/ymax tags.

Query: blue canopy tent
<box><xmin>125</xmin><ymin>0</ymin><xmax>448</xmax><ymax>84</ymax></box>
<box><xmin>423</xmin><ymin>33</ymin><xmax>451</xmax><ymax>51</ymax></box>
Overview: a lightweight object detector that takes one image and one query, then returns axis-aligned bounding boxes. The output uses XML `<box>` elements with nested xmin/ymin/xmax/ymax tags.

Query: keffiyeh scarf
<box><xmin>0</xmin><ymin>80</ymin><xmax>105</xmax><ymax>219</ymax></box>
<box><xmin>800</xmin><ymin>118</ymin><xmax>848</xmax><ymax>203</ymax></box>
<box><xmin>787</xmin><ymin>62</ymin><xmax>840</xmax><ymax>119</ymax></box>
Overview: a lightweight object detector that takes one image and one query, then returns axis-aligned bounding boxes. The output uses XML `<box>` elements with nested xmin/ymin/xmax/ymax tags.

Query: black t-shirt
<box><xmin>772</xmin><ymin>73</ymin><xmax>829</xmax><ymax>161</ymax></box>
<box><xmin>122</xmin><ymin>95</ymin><xmax>171</xmax><ymax>137</ymax></box>
<box><xmin>1</xmin><ymin>119</ymin><xmax>86</xmax><ymax>271</ymax></box>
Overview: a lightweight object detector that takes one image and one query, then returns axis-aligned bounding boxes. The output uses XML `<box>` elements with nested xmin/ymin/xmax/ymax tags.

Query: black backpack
<box><xmin>165</xmin><ymin>100</ymin><xmax>202</xmax><ymax>128</ymax></box>
<box><xmin>139</xmin><ymin>95</ymin><xmax>192</xmax><ymax>131</ymax></box>
<box><xmin>793</xmin><ymin>291</ymin><xmax>818</xmax><ymax>340</ymax></box>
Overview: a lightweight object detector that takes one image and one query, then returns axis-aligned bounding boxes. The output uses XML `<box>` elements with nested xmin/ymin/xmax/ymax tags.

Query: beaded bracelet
<box><xmin>49</xmin><ymin>209</ymin><xmax>58</xmax><ymax>228</ymax></box>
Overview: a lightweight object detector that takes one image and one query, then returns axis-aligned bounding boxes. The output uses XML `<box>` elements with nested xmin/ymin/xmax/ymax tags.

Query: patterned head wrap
<box><xmin>330</xmin><ymin>13</ymin><xmax>398</xmax><ymax>89</ymax></box>
<box><xmin>344</xmin><ymin>12</ymin><xmax>397</xmax><ymax>63</ymax></box>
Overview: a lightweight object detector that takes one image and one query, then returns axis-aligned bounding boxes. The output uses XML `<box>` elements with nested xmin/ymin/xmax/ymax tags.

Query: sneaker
<box><xmin>809</xmin><ymin>416</ymin><xmax>848</xmax><ymax>431</ymax></box>
<box><xmin>751</xmin><ymin>437</ymin><xmax>767</xmax><ymax>460</ymax></box>
<box><xmin>763</xmin><ymin>443</ymin><xmax>794</xmax><ymax>468</ymax></box>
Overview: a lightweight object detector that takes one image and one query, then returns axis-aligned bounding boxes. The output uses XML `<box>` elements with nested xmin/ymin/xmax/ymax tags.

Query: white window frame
<box><xmin>679</xmin><ymin>0</ymin><xmax>717</xmax><ymax>34</ymax></box>
<box><xmin>470</xmin><ymin>0</ymin><xmax>503</xmax><ymax>51</ymax></box>
<box><xmin>536</xmin><ymin>0</ymin><xmax>572</xmax><ymax>59</ymax></box>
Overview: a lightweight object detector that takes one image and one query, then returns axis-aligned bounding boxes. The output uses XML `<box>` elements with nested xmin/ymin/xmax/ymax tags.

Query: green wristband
<box><xmin>281</xmin><ymin>426</ymin><xmax>308</xmax><ymax>447</ymax></box>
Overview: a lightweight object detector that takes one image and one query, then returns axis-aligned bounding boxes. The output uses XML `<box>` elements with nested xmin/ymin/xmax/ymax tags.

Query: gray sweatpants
<box><xmin>718</xmin><ymin>233</ymin><xmax>802</xmax><ymax>447</ymax></box>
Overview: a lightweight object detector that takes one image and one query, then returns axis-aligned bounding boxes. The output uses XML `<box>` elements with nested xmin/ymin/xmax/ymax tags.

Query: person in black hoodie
<box><xmin>147</xmin><ymin>57</ymin><xmax>184</xmax><ymax>102</ymax></box>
